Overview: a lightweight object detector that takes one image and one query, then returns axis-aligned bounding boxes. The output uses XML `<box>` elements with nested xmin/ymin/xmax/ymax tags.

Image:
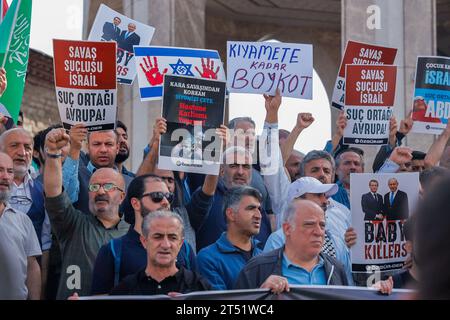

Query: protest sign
<box><xmin>53</xmin><ymin>39</ymin><xmax>117</xmax><ymax>131</ymax></box>
<box><xmin>343</xmin><ymin>64</ymin><xmax>397</xmax><ymax>145</ymax></box>
<box><xmin>135</xmin><ymin>46</ymin><xmax>226</xmax><ymax>101</ymax></box>
<box><xmin>88</xmin><ymin>4</ymin><xmax>155</xmax><ymax>85</ymax></box>
<box><xmin>411</xmin><ymin>56</ymin><xmax>450</xmax><ymax>134</ymax></box>
<box><xmin>226</xmin><ymin>41</ymin><xmax>313</xmax><ymax>99</ymax></box>
<box><xmin>158</xmin><ymin>75</ymin><xmax>226</xmax><ymax>175</ymax></box>
<box><xmin>350</xmin><ymin>173</ymin><xmax>419</xmax><ymax>274</ymax></box>
<box><xmin>332</xmin><ymin>41</ymin><xmax>397</xmax><ymax>110</ymax></box>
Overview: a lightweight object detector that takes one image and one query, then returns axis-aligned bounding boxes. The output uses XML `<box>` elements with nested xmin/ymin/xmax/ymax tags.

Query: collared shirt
<box><xmin>264</xmin><ymin>228</ymin><xmax>353</xmax><ymax>285</ymax></box>
<box><xmin>10</xmin><ymin>172</ymin><xmax>52</xmax><ymax>250</ymax></box>
<box><xmin>197</xmin><ymin>232</ymin><xmax>261</xmax><ymax>290</ymax></box>
<box><xmin>331</xmin><ymin>181</ymin><xmax>350</xmax><ymax>210</ymax></box>
<box><xmin>282</xmin><ymin>253</ymin><xmax>326</xmax><ymax>285</ymax></box>
<box><xmin>45</xmin><ymin>192</ymin><xmax>129</xmax><ymax>299</ymax></box>
<box><xmin>61</xmin><ymin>155</ymin><xmax>81</xmax><ymax>203</ymax></box>
<box><xmin>0</xmin><ymin>204</ymin><xmax>42</xmax><ymax>299</ymax></box>
<box><xmin>110</xmin><ymin>267</ymin><xmax>211</xmax><ymax>295</ymax></box>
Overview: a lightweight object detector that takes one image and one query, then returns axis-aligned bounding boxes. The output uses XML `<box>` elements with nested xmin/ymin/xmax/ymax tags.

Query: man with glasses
<box><xmin>91</xmin><ymin>174</ymin><xmax>198</xmax><ymax>295</ymax></box>
<box><xmin>43</xmin><ymin>128</ymin><xmax>129</xmax><ymax>299</ymax></box>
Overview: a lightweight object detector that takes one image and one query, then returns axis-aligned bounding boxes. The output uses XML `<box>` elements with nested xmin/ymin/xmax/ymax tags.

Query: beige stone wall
<box><xmin>21</xmin><ymin>49</ymin><xmax>60</xmax><ymax>135</ymax></box>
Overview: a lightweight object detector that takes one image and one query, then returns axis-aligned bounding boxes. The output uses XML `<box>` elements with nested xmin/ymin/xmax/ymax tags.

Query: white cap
<box><xmin>287</xmin><ymin>177</ymin><xmax>338</xmax><ymax>202</ymax></box>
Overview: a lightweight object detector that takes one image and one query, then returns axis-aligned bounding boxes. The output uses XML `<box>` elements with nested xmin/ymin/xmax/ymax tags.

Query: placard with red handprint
<box><xmin>134</xmin><ymin>46</ymin><xmax>226</xmax><ymax>101</ymax></box>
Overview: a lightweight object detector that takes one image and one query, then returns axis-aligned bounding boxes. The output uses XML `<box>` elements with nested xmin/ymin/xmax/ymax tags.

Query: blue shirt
<box><xmin>61</xmin><ymin>156</ymin><xmax>80</xmax><ymax>203</ymax></box>
<box><xmin>197</xmin><ymin>232</ymin><xmax>261</xmax><ymax>290</ymax></box>
<box><xmin>331</xmin><ymin>181</ymin><xmax>350</xmax><ymax>210</ymax></box>
<box><xmin>282</xmin><ymin>253</ymin><xmax>326</xmax><ymax>285</ymax></box>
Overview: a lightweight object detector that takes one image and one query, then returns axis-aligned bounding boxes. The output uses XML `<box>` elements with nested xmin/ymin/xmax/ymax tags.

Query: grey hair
<box><xmin>0</xmin><ymin>128</ymin><xmax>33</xmax><ymax>151</ymax></box>
<box><xmin>228</xmin><ymin>117</ymin><xmax>255</xmax><ymax>130</ymax></box>
<box><xmin>388</xmin><ymin>177</ymin><xmax>398</xmax><ymax>184</ymax></box>
<box><xmin>222</xmin><ymin>146</ymin><xmax>253</xmax><ymax>164</ymax></box>
<box><xmin>141</xmin><ymin>210</ymin><xmax>184</xmax><ymax>239</ymax></box>
<box><xmin>223</xmin><ymin>186</ymin><xmax>262</xmax><ymax>223</ymax></box>
<box><xmin>283</xmin><ymin>199</ymin><xmax>302</xmax><ymax>230</ymax></box>
<box><xmin>335</xmin><ymin>148</ymin><xmax>365</xmax><ymax>169</ymax></box>
<box><xmin>299</xmin><ymin>150</ymin><xmax>335</xmax><ymax>177</ymax></box>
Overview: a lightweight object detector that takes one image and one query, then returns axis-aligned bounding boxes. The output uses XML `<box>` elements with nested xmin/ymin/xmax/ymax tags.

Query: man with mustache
<box><xmin>62</xmin><ymin>123</ymin><xmax>133</xmax><ymax>214</ymax></box>
<box><xmin>0</xmin><ymin>152</ymin><xmax>42</xmax><ymax>299</ymax></box>
<box><xmin>197</xmin><ymin>186</ymin><xmax>263</xmax><ymax>290</ymax></box>
<box><xmin>114</xmin><ymin>121</ymin><xmax>134</xmax><ymax>178</ymax></box>
<box><xmin>0</xmin><ymin>128</ymin><xmax>52</xmax><ymax>297</ymax></box>
<box><xmin>109</xmin><ymin>211</ymin><xmax>211</xmax><ymax>296</ymax></box>
<box><xmin>90</xmin><ymin>174</ymin><xmax>197</xmax><ymax>295</ymax></box>
<box><xmin>235</xmin><ymin>200</ymin><xmax>348</xmax><ymax>292</ymax></box>
<box><xmin>43</xmin><ymin>128</ymin><xmax>128</xmax><ymax>299</ymax></box>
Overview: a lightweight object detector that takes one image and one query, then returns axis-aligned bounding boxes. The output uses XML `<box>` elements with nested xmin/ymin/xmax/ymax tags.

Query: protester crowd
<box><xmin>1</xmin><ymin>63</ymin><xmax>450</xmax><ymax>300</ymax></box>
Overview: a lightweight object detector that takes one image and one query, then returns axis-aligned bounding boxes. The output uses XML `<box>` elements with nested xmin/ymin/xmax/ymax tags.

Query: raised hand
<box><xmin>69</xmin><ymin>124</ymin><xmax>88</xmax><ymax>151</ymax></box>
<box><xmin>140</xmin><ymin>57</ymin><xmax>168</xmax><ymax>86</ymax></box>
<box><xmin>336</xmin><ymin>110</ymin><xmax>347</xmax><ymax>137</ymax></box>
<box><xmin>296</xmin><ymin>112</ymin><xmax>315</xmax><ymax>130</ymax></box>
<box><xmin>45</xmin><ymin>128</ymin><xmax>70</xmax><ymax>153</ymax></box>
<box><xmin>399</xmin><ymin>111</ymin><xmax>413</xmax><ymax>135</ymax></box>
<box><xmin>389</xmin><ymin>116</ymin><xmax>398</xmax><ymax>147</ymax></box>
<box><xmin>195</xmin><ymin>58</ymin><xmax>220</xmax><ymax>79</ymax></box>
<box><xmin>215</xmin><ymin>124</ymin><xmax>230</xmax><ymax>147</ymax></box>
<box><xmin>0</xmin><ymin>68</ymin><xmax>6</xmax><ymax>96</ymax></box>
<box><xmin>151</xmin><ymin>117</ymin><xmax>167</xmax><ymax>144</ymax></box>
<box><xmin>263</xmin><ymin>88</ymin><xmax>282</xmax><ymax>124</ymax></box>
<box><xmin>389</xmin><ymin>146</ymin><xmax>413</xmax><ymax>165</ymax></box>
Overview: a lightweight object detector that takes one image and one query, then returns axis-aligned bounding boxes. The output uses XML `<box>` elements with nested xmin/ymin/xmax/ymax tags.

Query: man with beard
<box><xmin>90</xmin><ymin>174</ymin><xmax>197</xmax><ymax>295</ymax></box>
<box><xmin>332</xmin><ymin>148</ymin><xmax>364</xmax><ymax>209</ymax></box>
<box><xmin>115</xmin><ymin>121</ymin><xmax>134</xmax><ymax>178</ymax></box>
<box><xmin>43</xmin><ymin>128</ymin><xmax>129</xmax><ymax>299</ymax></box>
<box><xmin>62</xmin><ymin>123</ymin><xmax>133</xmax><ymax>214</ymax></box>
<box><xmin>197</xmin><ymin>186</ymin><xmax>263</xmax><ymax>290</ymax></box>
<box><xmin>0</xmin><ymin>152</ymin><xmax>42</xmax><ymax>299</ymax></box>
<box><xmin>0</xmin><ymin>128</ymin><xmax>52</xmax><ymax>296</ymax></box>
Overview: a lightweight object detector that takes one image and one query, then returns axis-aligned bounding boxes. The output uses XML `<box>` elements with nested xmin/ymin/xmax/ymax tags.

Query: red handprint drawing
<box><xmin>195</xmin><ymin>58</ymin><xmax>220</xmax><ymax>79</ymax></box>
<box><xmin>140</xmin><ymin>56</ymin><xmax>168</xmax><ymax>86</ymax></box>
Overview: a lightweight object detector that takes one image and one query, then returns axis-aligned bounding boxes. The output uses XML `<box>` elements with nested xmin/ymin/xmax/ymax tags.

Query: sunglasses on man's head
<box><xmin>88</xmin><ymin>183</ymin><xmax>123</xmax><ymax>193</ymax></box>
<box><xmin>141</xmin><ymin>191</ymin><xmax>174</xmax><ymax>203</ymax></box>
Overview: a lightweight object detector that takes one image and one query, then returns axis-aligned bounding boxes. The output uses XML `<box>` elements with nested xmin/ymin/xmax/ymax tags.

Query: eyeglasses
<box><xmin>88</xmin><ymin>183</ymin><xmax>124</xmax><ymax>193</ymax></box>
<box><xmin>9</xmin><ymin>195</ymin><xmax>32</xmax><ymax>205</ymax></box>
<box><xmin>141</xmin><ymin>191</ymin><xmax>174</xmax><ymax>204</ymax></box>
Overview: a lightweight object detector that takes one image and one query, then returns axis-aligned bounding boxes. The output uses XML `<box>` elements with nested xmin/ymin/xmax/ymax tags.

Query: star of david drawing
<box><xmin>169</xmin><ymin>59</ymin><xmax>194</xmax><ymax>76</ymax></box>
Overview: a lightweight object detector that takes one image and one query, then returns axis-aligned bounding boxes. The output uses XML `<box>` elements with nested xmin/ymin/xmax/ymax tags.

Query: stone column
<box><xmin>341</xmin><ymin>0</ymin><xmax>436</xmax><ymax>170</ymax></box>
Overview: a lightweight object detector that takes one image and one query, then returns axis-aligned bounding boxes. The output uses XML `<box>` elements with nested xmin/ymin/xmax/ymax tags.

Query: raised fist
<box><xmin>45</xmin><ymin>128</ymin><xmax>70</xmax><ymax>153</ymax></box>
<box><xmin>389</xmin><ymin>146</ymin><xmax>413</xmax><ymax>165</ymax></box>
<box><xmin>296</xmin><ymin>112</ymin><xmax>315</xmax><ymax>130</ymax></box>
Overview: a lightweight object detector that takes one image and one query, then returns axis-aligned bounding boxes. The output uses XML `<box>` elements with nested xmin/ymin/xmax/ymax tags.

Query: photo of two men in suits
<box><xmin>361</xmin><ymin>178</ymin><xmax>409</xmax><ymax>221</ymax></box>
<box><xmin>101</xmin><ymin>18</ymin><xmax>141</xmax><ymax>65</ymax></box>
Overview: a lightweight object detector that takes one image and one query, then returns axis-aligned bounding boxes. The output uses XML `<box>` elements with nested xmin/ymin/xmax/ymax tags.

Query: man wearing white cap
<box><xmin>263</xmin><ymin>176</ymin><xmax>352</xmax><ymax>284</ymax></box>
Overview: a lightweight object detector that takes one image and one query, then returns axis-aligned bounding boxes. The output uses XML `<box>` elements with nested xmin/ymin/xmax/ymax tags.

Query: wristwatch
<box><xmin>45</xmin><ymin>147</ymin><xmax>62</xmax><ymax>158</ymax></box>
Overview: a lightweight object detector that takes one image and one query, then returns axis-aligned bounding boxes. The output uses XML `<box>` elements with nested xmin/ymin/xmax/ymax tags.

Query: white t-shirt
<box><xmin>0</xmin><ymin>204</ymin><xmax>42</xmax><ymax>299</ymax></box>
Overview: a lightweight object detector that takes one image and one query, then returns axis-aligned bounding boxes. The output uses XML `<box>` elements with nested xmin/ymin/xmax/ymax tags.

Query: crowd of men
<box><xmin>1</xmin><ymin>67</ymin><xmax>450</xmax><ymax>300</ymax></box>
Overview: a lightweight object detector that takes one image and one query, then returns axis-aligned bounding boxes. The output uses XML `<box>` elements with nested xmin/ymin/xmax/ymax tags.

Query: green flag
<box><xmin>0</xmin><ymin>0</ymin><xmax>32</xmax><ymax>123</ymax></box>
